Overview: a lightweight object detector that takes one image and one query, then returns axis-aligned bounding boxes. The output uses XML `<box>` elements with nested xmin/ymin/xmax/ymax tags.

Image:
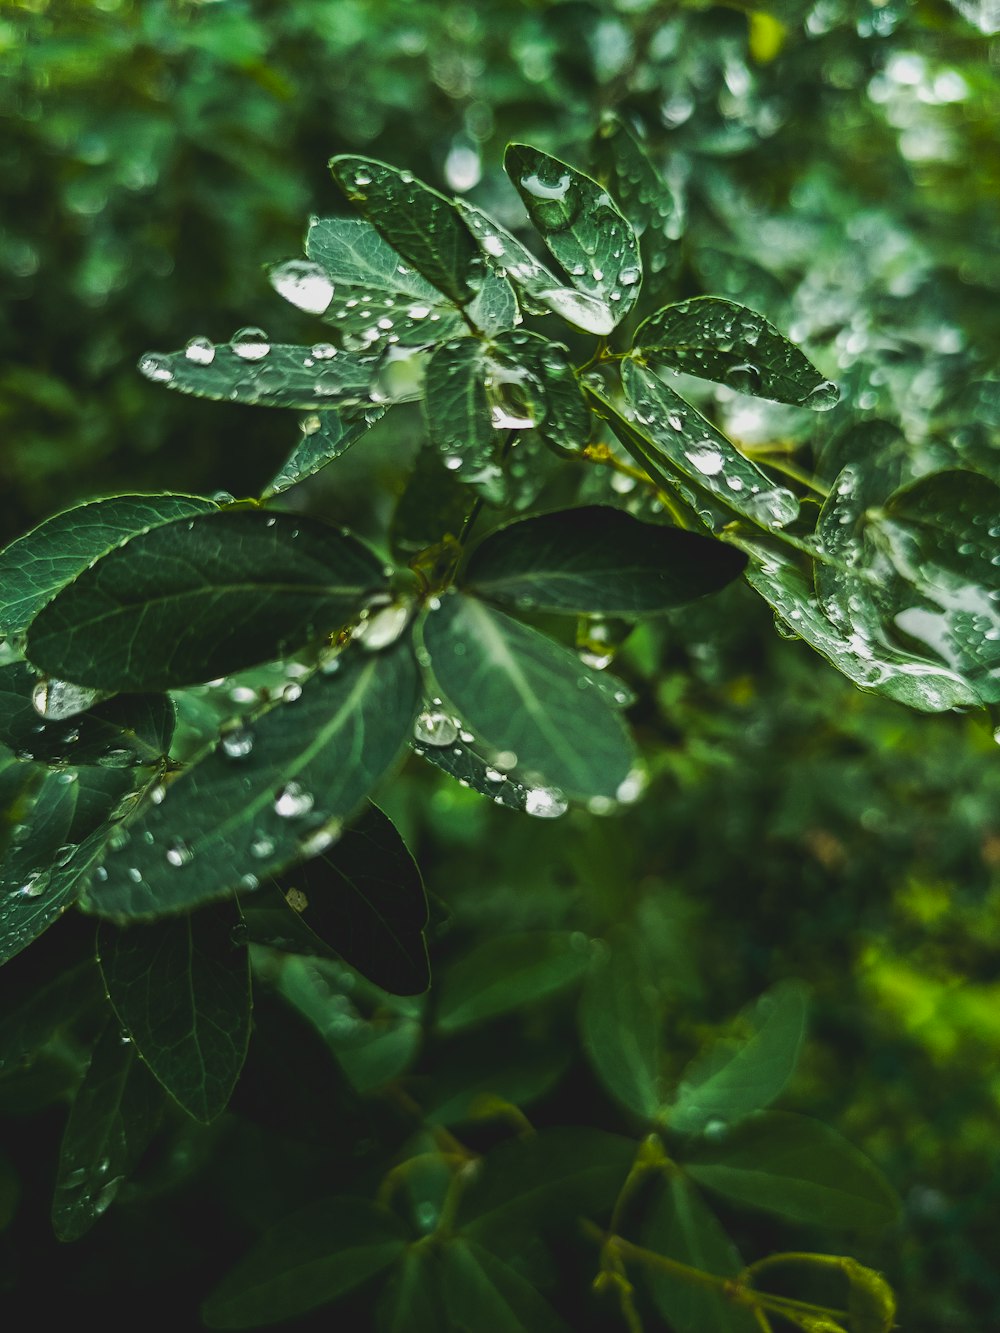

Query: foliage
<box><xmin>1</xmin><ymin>2</ymin><xmax>998</xmax><ymax>1331</ymax></box>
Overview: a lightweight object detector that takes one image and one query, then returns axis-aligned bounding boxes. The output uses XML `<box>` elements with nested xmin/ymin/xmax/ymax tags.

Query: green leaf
<box><xmin>641</xmin><ymin>1173</ymin><xmax>758</xmax><ymax>1333</ymax></box>
<box><xmin>457</xmin><ymin>1127</ymin><xmax>635</xmax><ymax>1241</ymax></box>
<box><xmin>742</xmin><ymin>536</ymin><xmax>980</xmax><ymax>712</ymax></box>
<box><xmin>504</xmin><ymin>144</ymin><xmax>641</xmax><ymax>330</ymax></box>
<box><xmin>98</xmin><ymin>901</ymin><xmax>251</xmax><ymax>1122</ymax></box>
<box><xmin>423</xmin><ymin>338</ymin><xmax>498</xmax><ymax>486</ymax></box>
<box><xmin>0</xmin><ymin>662</ymin><xmax>174</xmax><ymax>767</ymax></box>
<box><xmin>267</xmin><ymin>802</ymin><xmax>429</xmax><ymax>995</ymax></box>
<box><xmin>139</xmin><ymin>338</ymin><xmax>382</xmax><ymax>410</ymax></box>
<box><xmin>51</xmin><ymin>1020</ymin><xmax>163</xmax><ymax>1241</ymax></box>
<box><xmin>300</xmin><ymin>215</ymin><xmax>465</xmax><ymax>346</ymax></box>
<box><xmin>668</xmin><ymin>981</ymin><xmax>808</xmax><ymax>1135</ymax></box>
<box><xmin>330</xmin><ymin>155</ymin><xmax>482</xmax><ymax>306</ymax></box>
<box><xmin>490</xmin><ymin>331</ymin><xmax>591</xmax><ymax>452</ymax></box>
<box><xmin>0</xmin><ymin>494</ymin><xmax>217</xmax><ymax>637</ymax></box>
<box><xmin>441</xmin><ymin>1239</ymin><xmax>569</xmax><ymax>1333</ymax></box>
<box><xmin>418</xmin><ymin>593</ymin><xmax>636</xmax><ymax>800</ymax></box>
<box><xmin>684</xmin><ymin>1111</ymin><xmax>901</xmax><ymax>1230</ymax></box>
<box><xmin>456</xmin><ymin>200</ymin><xmax>575</xmax><ymax>321</ymax></box>
<box><xmin>79</xmin><ymin>641</ymin><xmax>420</xmax><ymax>919</ymax></box>
<box><xmin>622</xmin><ymin>360</ymin><xmax>803</xmax><ymax>531</ymax></box>
<box><xmin>390</xmin><ymin>442</ymin><xmax>472</xmax><ymax>560</ymax></box>
<box><xmin>376</xmin><ymin>1247</ymin><xmax>445</xmax><ymax>1333</ymax></box>
<box><xmin>411</xmin><ymin>731</ymin><xmax>534</xmax><ymax>813</ymax></box>
<box><xmin>464</xmin><ymin>506</ymin><xmax>747</xmax><ymax>616</ymax></box>
<box><xmin>436</xmin><ymin>931</ymin><xmax>591</xmax><ymax>1033</ymax></box>
<box><xmin>26</xmin><ymin>509</ymin><xmax>387</xmax><ymax>691</ymax></box>
<box><xmin>263</xmin><ymin>407</ymin><xmax>385</xmax><ymax>497</ymax></box>
<box><xmin>579</xmin><ymin>929</ymin><xmax>662</xmax><ymax>1119</ymax></box>
<box><xmin>202</xmin><ymin>1195</ymin><xmax>408</xmax><ymax>1328</ymax></box>
<box><xmin>0</xmin><ymin>765</ymin><xmax>134</xmax><ymax>967</ymax></box>
<box><xmin>467</xmin><ymin>265</ymin><xmax>520</xmax><ymax>337</ymax></box>
<box><xmin>634</xmin><ymin>298</ymin><xmax>838</xmax><ymax>409</ymax></box>
<box><xmin>0</xmin><ymin>959</ymin><xmax>104</xmax><ymax>1077</ymax></box>
<box><xmin>592</xmin><ymin>116</ymin><xmax>682</xmax><ymax>288</ymax></box>
<box><xmin>422</xmin><ymin>1034</ymin><xmax>570</xmax><ymax>1127</ymax></box>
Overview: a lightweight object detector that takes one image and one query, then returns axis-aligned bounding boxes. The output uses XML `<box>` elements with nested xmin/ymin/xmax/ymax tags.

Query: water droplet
<box><xmin>724</xmin><ymin>362</ymin><xmax>761</xmax><ymax>393</ymax></box>
<box><xmin>615</xmin><ymin>769</ymin><xmax>646</xmax><ymax>804</ymax></box>
<box><xmin>804</xmin><ymin>379</ymin><xmax>840</xmax><ymax>410</ymax></box>
<box><xmin>484</xmin><ymin>767</ymin><xmax>506</xmax><ymax>784</ymax></box>
<box><xmin>744</xmin><ymin>487</ymin><xmax>800</xmax><ymax>529</ymax></box>
<box><xmin>414</xmin><ymin>710</ymin><xmax>459</xmax><ymax>746</ymax></box>
<box><xmin>250</xmin><ymin>833</ymin><xmax>276</xmax><ymax>859</ymax></box>
<box><xmin>355</xmin><ymin>602</ymin><xmax>410</xmax><ymax>652</ymax></box>
<box><xmin>520</xmin><ymin>169</ymin><xmax>571</xmax><ymax>201</ymax></box>
<box><xmin>311</xmin><ymin>342</ymin><xmax>338</xmax><ymax>360</ymax></box>
<box><xmin>619</xmin><ymin>265</ymin><xmax>640</xmax><ymax>286</ymax></box>
<box><xmin>274</xmin><ymin>782</ymin><xmax>314</xmax><ymax>818</ymax></box>
<box><xmin>281</xmin><ymin>682</ymin><xmax>303</xmax><ymax>703</ymax></box>
<box><xmin>538</xmin><ymin>287</ymin><xmax>616</xmax><ymax>335</ymax></box>
<box><xmin>166</xmin><ymin>840</ymin><xmax>193</xmax><ymax>867</ymax></box>
<box><xmin>138</xmin><ymin>353</ymin><xmax>174</xmax><ymax>383</ymax></box>
<box><xmin>97</xmin><ymin>748</ymin><xmax>133</xmax><ymax>769</ymax></box>
<box><xmin>684</xmin><ymin>446</ymin><xmax>725</xmax><ymax>476</ymax></box>
<box><xmin>525</xmin><ymin>786</ymin><xmax>568</xmax><ymax>818</ymax></box>
<box><xmin>184</xmin><ymin>336</ymin><xmax>216</xmax><ymax>365</ymax></box>
<box><xmin>221</xmin><ymin>727</ymin><xmax>254</xmax><ymax>759</ymax></box>
<box><xmin>231</xmin><ymin>327</ymin><xmax>271</xmax><ymax>361</ymax></box>
<box><xmin>17</xmin><ymin>871</ymin><xmax>46</xmax><ymax>898</ymax></box>
<box><xmin>270</xmin><ymin>259</ymin><xmax>334</xmax><ymax>315</ymax></box>
<box><xmin>299</xmin><ymin>820</ymin><xmax>343</xmax><ymax>857</ymax></box>
<box><xmin>32</xmin><ymin>678</ymin><xmax>102</xmax><ymax>721</ymax></box>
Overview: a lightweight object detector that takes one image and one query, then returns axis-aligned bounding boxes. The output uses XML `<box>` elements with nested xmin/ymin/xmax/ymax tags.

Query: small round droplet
<box><xmin>184</xmin><ymin>336</ymin><xmax>216</xmax><ymax>366</ymax></box>
<box><xmin>166</xmin><ymin>840</ymin><xmax>194</xmax><ymax>868</ymax></box>
<box><xmin>221</xmin><ymin>728</ymin><xmax>255</xmax><ymax>760</ymax></box>
<box><xmin>413</xmin><ymin>710</ymin><xmax>459</xmax><ymax>747</ymax></box>
<box><xmin>231</xmin><ymin>327</ymin><xmax>271</xmax><ymax>361</ymax></box>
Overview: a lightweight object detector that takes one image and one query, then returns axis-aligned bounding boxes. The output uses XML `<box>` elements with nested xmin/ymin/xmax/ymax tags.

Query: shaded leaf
<box><xmin>593</xmin><ymin>116</ymin><xmax>682</xmax><ymax>288</ymax></box>
<box><xmin>490</xmin><ymin>330</ymin><xmax>591</xmax><ymax>452</ymax></box>
<box><xmin>99</xmin><ymin>901</ymin><xmax>251</xmax><ymax>1122</ymax></box>
<box><xmin>418</xmin><ymin>593</ymin><xmax>635</xmax><ymax>800</ymax></box>
<box><xmin>330</xmin><ymin>155</ymin><xmax>482</xmax><ymax>306</ymax></box>
<box><xmin>0</xmin><ymin>959</ymin><xmax>104</xmax><ymax>1077</ymax></box>
<box><xmin>641</xmin><ymin>1172</ymin><xmax>758</xmax><ymax>1333</ymax></box>
<box><xmin>51</xmin><ymin>1020</ymin><xmax>163</xmax><ymax>1241</ymax></box>
<box><xmin>505</xmin><ymin>144</ymin><xmax>641</xmax><ymax>330</ymax></box>
<box><xmin>79</xmin><ymin>642</ymin><xmax>420</xmax><ymax>919</ymax></box>
<box><xmin>684</xmin><ymin>1111</ymin><xmax>900</xmax><ymax>1230</ymax></box>
<box><xmin>422</xmin><ymin>1033</ymin><xmax>570</xmax><ymax>1127</ymax></box>
<box><xmin>202</xmin><ymin>1195</ymin><xmax>408</xmax><ymax>1328</ymax></box>
<box><xmin>26</xmin><ymin>509</ymin><xmax>387</xmax><ymax>691</ymax></box>
<box><xmin>622</xmin><ymin>359</ymin><xmax>803</xmax><ymax>531</ymax></box>
<box><xmin>0</xmin><ymin>494</ymin><xmax>217</xmax><ymax>637</ymax></box>
<box><xmin>579</xmin><ymin>929</ymin><xmax>662</xmax><ymax>1119</ymax></box>
<box><xmin>442</xmin><ymin>1238</ymin><xmax>569</xmax><ymax>1333</ymax></box>
<box><xmin>668</xmin><ymin>981</ymin><xmax>808</xmax><ymax>1135</ymax></box>
<box><xmin>390</xmin><ymin>442</ymin><xmax>472</xmax><ymax>559</ymax></box>
<box><xmin>376</xmin><ymin>1247</ymin><xmax>446</xmax><ymax>1333</ymax></box>
<box><xmin>411</xmin><ymin>733</ymin><xmax>533</xmax><ymax>813</ymax></box>
<box><xmin>436</xmin><ymin>931</ymin><xmax>591</xmax><ymax>1033</ymax></box>
<box><xmin>423</xmin><ymin>338</ymin><xmax>498</xmax><ymax>486</ymax></box>
<box><xmin>634</xmin><ymin>297</ymin><xmax>838</xmax><ymax>409</ymax></box>
<box><xmin>263</xmin><ymin>407</ymin><xmax>386</xmax><ymax>497</ymax></box>
<box><xmin>464</xmin><ymin>506</ymin><xmax>747</xmax><ymax>615</ymax></box>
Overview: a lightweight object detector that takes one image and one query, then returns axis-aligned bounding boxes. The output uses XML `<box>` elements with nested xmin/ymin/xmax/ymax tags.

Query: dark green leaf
<box><xmin>411</xmin><ymin>732</ymin><xmax>534</xmax><ymax>813</ymax></box>
<box><xmin>51</xmin><ymin>1020</ymin><xmax>163</xmax><ymax>1241</ymax></box>
<box><xmin>422</xmin><ymin>1034</ymin><xmax>570</xmax><ymax>1127</ymax></box>
<box><xmin>139</xmin><ymin>339</ymin><xmax>382</xmax><ymax>410</ymax></box>
<box><xmin>593</xmin><ymin>116</ymin><xmax>682</xmax><ymax>289</ymax></box>
<box><xmin>390</xmin><ymin>442</ymin><xmax>472</xmax><ymax>560</ymax></box>
<box><xmin>455</xmin><ymin>200</ymin><xmax>574</xmax><ymax>321</ymax></box>
<box><xmin>579</xmin><ymin>929</ymin><xmax>662</xmax><ymax>1119</ymax></box>
<box><xmin>490</xmin><ymin>331</ymin><xmax>591</xmax><ymax>452</ymax></box>
<box><xmin>376</xmin><ymin>1247</ymin><xmax>445</xmax><ymax>1333</ymax></box>
<box><xmin>26</xmin><ymin>509</ymin><xmax>387</xmax><ymax>691</ymax></box>
<box><xmin>505</xmin><ymin>144</ymin><xmax>641</xmax><ymax>330</ymax></box>
<box><xmin>0</xmin><ymin>662</ymin><xmax>174</xmax><ymax>767</ymax></box>
<box><xmin>263</xmin><ymin>407</ymin><xmax>386</xmax><ymax>497</ymax></box>
<box><xmin>442</xmin><ymin>1239</ymin><xmax>569</xmax><ymax>1333</ymax></box>
<box><xmin>423</xmin><ymin>338</ymin><xmax>499</xmax><ymax>486</ymax></box>
<box><xmin>202</xmin><ymin>1195</ymin><xmax>408</xmax><ymax>1328</ymax></box>
<box><xmin>464</xmin><ymin>506</ymin><xmax>747</xmax><ymax>615</ymax></box>
<box><xmin>266</xmin><ymin>802</ymin><xmax>429</xmax><ymax>995</ymax></box>
<box><xmin>641</xmin><ymin>1173</ymin><xmax>758</xmax><ymax>1333</ymax></box>
<box><xmin>622</xmin><ymin>360</ymin><xmax>803</xmax><ymax>531</ymax></box>
<box><xmin>418</xmin><ymin>593</ymin><xmax>636</xmax><ymax>800</ymax></box>
<box><xmin>0</xmin><ymin>765</ymin><xmax>134</xmax><ymax>967</ymax></box>
<box><xmin>330</xmin><ymin>155</ymin><xmax>482</xmax><ymax>306</ymax></box>
<box><xmin>99</xmin><ymin>901</ymin><xmax>251</xmax><ymax>1122</ymax></box>
<box><xmin>79</xmin><ymin>641</ymin><xmax>420</xmax><ymax>918</ymax></box>
<box><xmin>669</xmin><ymin>981</ymin><xmax>808</xmax><ymax>1135</ymax></box>
<box><xmin>467</xmin><ymin>265</ymin><xmax>519</xmax><ymax>337</ymax></box>
<box><xmin>634</xmin><ymin>298</ymin><xmax>838</xmax><ymax>409</ymax></box>
<box><xmin>0</xmin><ymin>494</ymin><xmax>217</xmax><ymax>637</ymax></box>
<box><xmin>436</xmin><ymin>931</ymin><xmax>591</xmax><ymax>1033</ymax></box>
<box><xmin>0</xmin><ymin>959</ymin><xmax>104</xmax><ymax>1077</ymax></box>
<box><xmin>684</xmin><ymin>1111</ymin><xmax>900</xmax><ymax>1230</ymax></box>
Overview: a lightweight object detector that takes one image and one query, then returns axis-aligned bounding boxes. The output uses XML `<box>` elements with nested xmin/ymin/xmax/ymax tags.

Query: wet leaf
<box><xmin>99</xmin><ymin>901</ymin><xmax>251</xmax><ymax>1123</ymax></box>
<box><xmin>263</xmin><ymin>408</ymin><xmax>385</xmax><ymax>497</ymax></box>
<box><xmin>376</xmin><ymin>1247</ymin><xmax>445</xmax><ymax>1333</ymax></box>
<box><xmin>418</xmin><ymin>593</ymin><xmax>635</xmax><ymax>800</ymax></box>
<box><xmin>593</xmin><ymin>116</ymin><xmax>682</xmax><ymax>289</ymax></box>
<box><xmin>423</xmin><ymin>338</ymin><xmax>497</xmax><ymax>485</ymax></box>
<box><xmin>490</xmin><ymin>330</ymin><xmax>591</xmax><ymax>453</ymax></box>
<box><xmin>25</xmin><ymin>509</ymin><xmax>387</xmax><ymax>691</ymax></box>
<box><xmin>411</xmin><ymin>732</ymin><xmax>533</xmax><ymax>813</ymax></box>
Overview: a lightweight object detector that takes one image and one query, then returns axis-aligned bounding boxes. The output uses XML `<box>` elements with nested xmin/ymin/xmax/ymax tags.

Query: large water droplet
<box><xmin>413</xmin><ymin>710</ymin><xmax>459</xmax><ymax>747</ymax></box>
<box><xmin>32</xmin><ymin>678</ymin><xmax>102</xmax><ymax>721</ymax></box>
<box><xmin>525</xmin><ymin>786</ymin><xmax>568</xmax><ymax>818</ymax></box>
<box><xmin>138</xmin><ymin>353</ymin><xmax>174</xmax><ymax>383</ymax></box>
<box><xmin>355</xmin><ymin>602</ymin><xmax>410</xmax><ymax>652</ymax></box>
<box><xmin>804</xmin><ymin>379</ymin><xmax>840</xmax><ymax>410</ymax></box>
<box><xmin>221</xmin><ymin>727</ymin><xmax>255</xmax><ymax>760</ymax></box>
<box><xmin>744</xmin><ymin>486</ymin><xmax>801</xmax><ymax>529</ymax></box>
<box><xmin>231</xmin><ymin>327</ymin><xmax>271</xmax><ymax>361</ymax></box>
<box><xmin>184</xmin><ymin>336</ymin><xmax>216</xmax><ymax>366</ymax></box>
<box><xmin>724</xmin><ymin>362</ymin><xmax>761</xmax><ymax>393</ymax></box>
<box><xmin>684</xmin><ymin>446</ymin><xmax>725</xmax><ymax>477</ymax></box>
<box><xmin>274</xmin><ymin>782</ymin><xmax>314</xmax><ymax>819</ymax></box>
<box><xmin>538</xmin><ymin>288</ymin><xmax>616</xmax><ymax>335</ymax></box>
<box><xmin>270</xmin><ymin>260</ymin><xmax>335</xmax><ymax>315</ymax></box>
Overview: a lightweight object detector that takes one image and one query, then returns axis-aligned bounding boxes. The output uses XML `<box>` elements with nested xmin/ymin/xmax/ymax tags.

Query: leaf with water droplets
<box><xmin>622</xmin><ymin>360</ymin><xmax>802</xmax><ymax>531</ymax></box>
<box><xmin>0</xmin><ymin>494</ymin><xmax>217</xmax><ymax>638</ymax></box>
<box><xmin>441</xmin><ymin>1238</ymin><xmax>570</xmax><ymax>1333</ymax></box>
<box><xmin>138</xmin><ymin>339</ymin><xmax>382</xmax><ymax>411</ymax></box>
<box><xmin>464</xmin><ymin>505</ymin><xmax>747</xmax><ymax>615</ymax></box>
<box><xmin>330</xmin><ymin>156</ymin><xmax>483</xmax><ymax>307</ymax></box>
<box><xmin>301</xmin><ymin>217</ymin><xmax>467</xmax><ymax>349</ymax></box>
<box><xmin>51</xmin><ymin>1019</ymin><xmax>163</xmax><ymax>1241</ymax></box>
<box><xmin>456</xmin><ymin>200</ymin><xmax>564</xmax><ymax>315</ymax></box>
<box><xmin>411</xmin><ymin>732</ymin><xmax>533</xmax><ymax>813</ymax></box>
<box><xmin>593</xmin><ymin>115</ymin><xmax>683</xmax><ymax>292</ymax></box>
<box><xmin>668</xmin><ymin>981</ymin><xmax>808</xmax><ymax>1135</ymax></box>
<box><xmin>248</xmin><ymin>803</ymin><xmax>429</xmax><ymax>996</ymax></box>
<box><xmin>490</xmin><ymin>330</ymin><xmax>590</xmax><ymax>453</ymax></box>
<box><xmin>263</xmin><ymin>408</ymin><xmax>386</xmax><ymax>497</ymax></box>
<box><xmin>79</xmin><ymin>641</ymin><xmax>420</xmax><ymax>919</ymax></box>
<box><xmin>26</xmin><ymin>509</ymin><xmax>388</xmax><ymax>691</ymax></box>
<box><xmin>743</xmin><ymin>535</ymin><xmax>979</xmax><ymax>712</ymax></box>
<box><xmin>684</xmin><ymin>1111</ymin><xmax>900</xmax><ymax>1230</ymax></box>
<box><xmin>436</xmin><ymin>932</ymin><xmax>592</xmax><ymax>1033</ymax></box>
<box><xmin>579</xmin><ymin>928</ymin><xmax>662</xmax><ymax>1120</ymax></box>
<box><xmin>466</xmin><ymin>265</ymin><xmax>519</xmax><ymax>337</ymax></box>
<box><xmin>418</xmin><ymin>594</ymin><xmax>635</xmax><ymax>801</ymax></box>
<box><xmin>504</xmin><ymin>143</ymin><xmax>641</xmax><ymax>329</ymax></box>
<box><xmin>423</xmin><ymin>338</ymin><xmax>501</xmax><ymax>492</ymax></box>
<box><xmin>0</xmin><ymin>662</ymin><xmax>174</xmax><ymax>767</ymax></box>
<box><xmin>98</xmin><ymin>900</ymin><xmax>251</xmax><ymax>1123</ymax></box>
<box><xmin>0</xmin><ymin>764</ymin><xmax>134</xmax><ymax>967</ymax></box>
<box><xmin>640</xmin><ymin>1173</ymin><xmax>758</xmax><ymax>1333</ymax></box>
<box><xmin>634</xmin><ymin>297</ymin><xmax>838</xmax><ymax>409</ymax></box>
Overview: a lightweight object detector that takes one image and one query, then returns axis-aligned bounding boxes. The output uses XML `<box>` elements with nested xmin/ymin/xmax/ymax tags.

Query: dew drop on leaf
<box><xmin>525</xmin><ymin>787</ymin><xmax>568</xmax><ymax>818</ymax></box>
<box><xmin>274</xmin><ymin>782</ymin><xmax>315</xmax><ymax>819</ymax></box>
<box><xmin>231</xmin><ymin>327</ymin><xmax>271</xmax><ymax>361</ymax></box>
<box><xmin>270</xmin><ymin>259</ymin><xmax>335</xmax><ymax>315</ymax></box>
<box><xmin>413</xmin><ymin>710</ymin><xmax>459</xmax><ymax>747</ymax></box>
<box><xmin>184</xmin><ymin>336</ymin><xmax>216</xmax><ymax>365</ymax></box>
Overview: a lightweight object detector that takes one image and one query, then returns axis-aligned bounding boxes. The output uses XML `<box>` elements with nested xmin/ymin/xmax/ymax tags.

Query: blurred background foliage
<box><xmin>0</xmin><ymin>0</ymin><xmax>998</xmax><ymax>1328</ymax></box>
